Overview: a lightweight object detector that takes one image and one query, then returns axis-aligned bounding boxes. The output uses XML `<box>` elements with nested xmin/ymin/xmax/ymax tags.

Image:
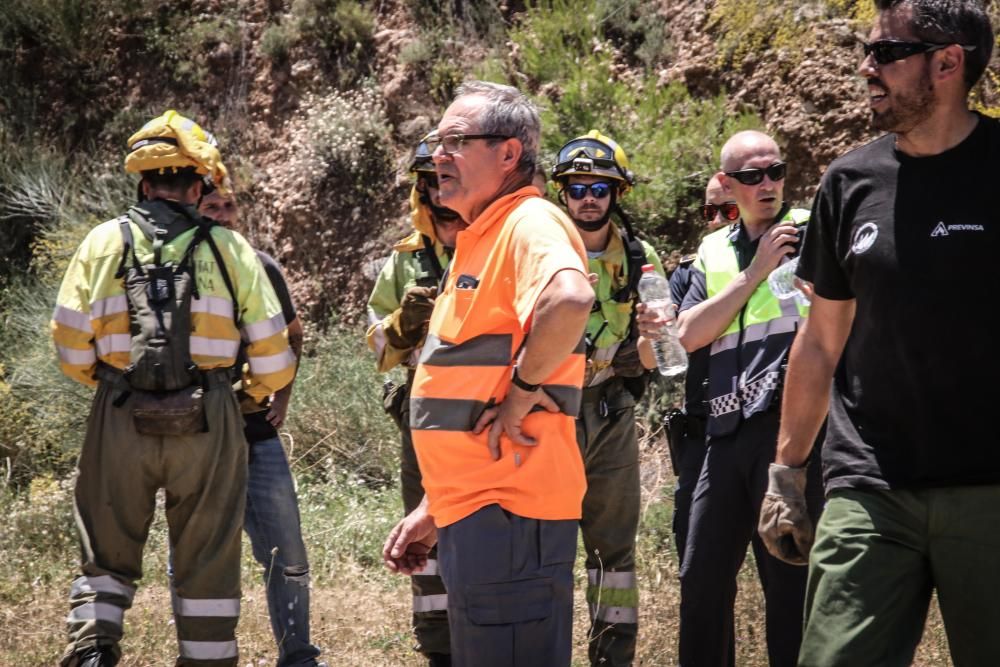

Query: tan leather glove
<box><xmin>757</xmin><ymin>463</ymin><xmax>813</xmax><ymax>566</ymax></box>
<box><xmin>384</xmin><ymin>285</ymin><xmax>437</xmax><ymax>350</ymax></box>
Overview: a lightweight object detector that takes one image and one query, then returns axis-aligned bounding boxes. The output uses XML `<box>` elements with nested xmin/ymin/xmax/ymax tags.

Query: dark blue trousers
<box><xmin>437</xmin><ymin>504</ymin><xmax>577</xmax><ymax>667</ymax></box>
<box><xmin>678</xmin><ymin>411</ymin><xmax>823</xmax><ymax>667</ymax></box>
<box><xmin>672</xmin><ymin>417</ymin><xmax>708</xmax><ymax>568</ymax></box>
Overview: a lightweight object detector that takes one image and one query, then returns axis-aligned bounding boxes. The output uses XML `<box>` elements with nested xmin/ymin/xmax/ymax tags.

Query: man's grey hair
<box><xmin>454</xmin><ymin>80</ymin><xmax>540</xmax><ymax>176</ymax></box>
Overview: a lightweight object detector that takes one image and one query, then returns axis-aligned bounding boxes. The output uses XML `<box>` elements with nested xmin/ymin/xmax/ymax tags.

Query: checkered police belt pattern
<box><xmin>708</xmin><ymin>371</ymin><xmax>780</xmax><ymax>418</ymax></box>
<box><xmin>709</xmin><ymin>392</ymin><xmax>741</xmax><ymax>417</ymax></box>
<box><xmin>740</xmin><ymin>371</ymin><xmax>780</xmax><ymax>409</ymax></box>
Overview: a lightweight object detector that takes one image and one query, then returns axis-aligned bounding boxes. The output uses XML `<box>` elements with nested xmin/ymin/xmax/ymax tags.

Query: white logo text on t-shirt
<box><xmin>931</xmin><ymin>221</ymin><xmax>985</xmax><ymax>237</ymax></box>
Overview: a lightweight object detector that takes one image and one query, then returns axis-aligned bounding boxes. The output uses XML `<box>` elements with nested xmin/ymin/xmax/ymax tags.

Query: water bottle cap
<box><xmin>641</xmin><ymin>264</ymin><xmax>656</xmax><ymax>272</ymax></box>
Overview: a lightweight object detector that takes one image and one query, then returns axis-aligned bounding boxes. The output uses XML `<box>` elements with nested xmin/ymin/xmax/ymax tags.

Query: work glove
<box><xmin>384</xmin><ymin>285</ymin><xmax>437</xmax><ymax>350</ymax></box>
<box><xmin>757</xmin><ymin>463</ymin><xmax>813</xmax><ymax>566</ymax></box>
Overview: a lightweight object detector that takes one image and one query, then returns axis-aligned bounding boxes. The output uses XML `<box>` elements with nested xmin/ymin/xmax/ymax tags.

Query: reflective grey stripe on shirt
<box><xmin>410</xmin><ymin>397</ymin><xmax>490</xmax><ymax>431</ymax></box>
<box><xmin>419</xmin><ymin>333</ymin><xmax>512</xmax><ymax>367</ymax></box>
<box><xmin>710</xmin><ymin>315</ymin><xmax>800</xmax><ymax>355</ymax></box>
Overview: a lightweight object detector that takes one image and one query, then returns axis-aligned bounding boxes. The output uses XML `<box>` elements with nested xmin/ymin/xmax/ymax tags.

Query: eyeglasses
<box><xmin>424</xmin><ymin>133</ymin><xmax>511</xmax><ymax>155</ymax></box>
<box><xmin>861</xmin><ymin>40</ymin><xmax>976</xmax><ymax>66</ymax></box>
<box><xmin>701</xmin><ymin>202</ymin><xmax>740</xmax><ymax>222</ymax></box>
<box><xmin>725</xmin><ymin>162</ymin><xmax>787</xmax><ymax>186</ymax></box>
<box><xmin>566</xmin><ymin>182</ymin><xmax>613</xmax><ymax>200</ymax></box>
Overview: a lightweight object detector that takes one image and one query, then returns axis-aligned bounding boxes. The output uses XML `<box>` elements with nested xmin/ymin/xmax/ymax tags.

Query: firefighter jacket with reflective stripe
<box><xmin>696</xmin><ymin>208</ymin><xmax>810</xmax><ymax>436</ymax></box>
<box><xmin>366</xmin><ymin>222</ymin><xmax>451</xmax><ymax>373</ymax></box>
<box><xmin>410</xmin><ymin>187</ymin><xmax>588</xmax><ymax>528</ymax></box>
<box><xmin>585</xmin><ymin>226</ymin><xmax>663</xmax><ymax>387</ymax></box>
<box><xmin>52</xmin><ymin>206</ymin><xmax>295</xmax><ymax>401</ymax></box>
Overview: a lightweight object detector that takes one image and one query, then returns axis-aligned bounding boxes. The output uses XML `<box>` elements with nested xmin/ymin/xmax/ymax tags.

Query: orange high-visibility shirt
<box><xmin>410</xmin><ymin>186</ymin><xmax>589</xmax><ymax>528</ymax></box>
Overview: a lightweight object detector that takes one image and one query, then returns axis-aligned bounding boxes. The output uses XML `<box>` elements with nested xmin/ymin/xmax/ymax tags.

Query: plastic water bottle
<box><xmin>636</xmin><ymin>264</ymin><xmax>687</xmax><ymax>377</ymax></box>
<box><xmin>767</xmin><ymin>256</ymin><xmax>809</xmax><ymax>305</ymax></box>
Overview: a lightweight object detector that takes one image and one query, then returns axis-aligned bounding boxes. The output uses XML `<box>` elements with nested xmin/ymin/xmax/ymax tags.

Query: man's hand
<box><xmin>635</xmin><ymin>301</ymin><xmax>675</xmax><ymax>341</ymax></box>
<box><xmin>747</xmin><ymin>222</ymin><xmax>800</xmax><ymax>283</ymax></box>
<box><xmin>472</xmin><ymin>385</ymin><xmax>560</xmax><ymax>460</ymax></box>
<box><xmin>758</xmin><ymin>463</ymin><xmax>813</xmax><ymax>565</ymax></box>
<box><xmin>383</xmin><ymin>499</ymin><xmax>438</xmax><ymax>575</ymax></box>
<box><xmin>266</xmin><ymin>389</ymin><xmax>290</xmax><ymax>428</ymax></box>
<box><xmin>794</xmin><ymin>277</ymin><xmax>815</xmax><ymax>303</ymax></box>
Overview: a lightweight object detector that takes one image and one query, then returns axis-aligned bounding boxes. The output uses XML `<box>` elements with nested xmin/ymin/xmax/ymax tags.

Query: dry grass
<box><xmin>0</xmin><ymin>436</ymin><xmax>954</xmax><ymax>666</ymax></box>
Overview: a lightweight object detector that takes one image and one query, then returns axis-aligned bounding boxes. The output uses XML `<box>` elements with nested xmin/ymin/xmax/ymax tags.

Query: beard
<box><xmin>871</xmin><ymin>66</ymin><xmax>936</xmax><ymax>133</ymax></box>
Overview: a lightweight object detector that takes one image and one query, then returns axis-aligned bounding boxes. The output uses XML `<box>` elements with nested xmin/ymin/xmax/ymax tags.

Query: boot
<box><xmin>427</xmin><ymin>653</ymin><xmax>452</xmax><ymax>667</ymax></box>
<box><xmin>69</xmin><ymin>646</ymin><xmax>120</xmax><ymax>667</ymax></box>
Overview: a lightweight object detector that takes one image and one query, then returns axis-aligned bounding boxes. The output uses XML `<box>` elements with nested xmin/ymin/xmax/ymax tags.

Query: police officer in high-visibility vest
<box><xmin>674</xmin><ymin>130</ymin><xmax>823</xmax><ymax>667</ymax></box>
<box><xmin>52</xmin><ymin>111</ymin><xmax>296</xmax><ymax>667</ymax></box>
<box><xmin>550</xmin><ymin>130</ymin><xmax>663</xmax><ymax>667</ymax></box>
<box><xmin>366</xmin><ymin>135</ymin><xmax>465</xmax><ymax>667</ymax></box>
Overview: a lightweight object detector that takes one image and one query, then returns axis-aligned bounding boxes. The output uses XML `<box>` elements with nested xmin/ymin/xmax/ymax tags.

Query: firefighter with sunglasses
<box><xmin>551</xmin><ymin>130</ymin><xmax>664</xmax><ymax>667</ymax></box>
<box><xmin>365</xmin><ymin>135</ymin><xmax>465</xmax><ymax>667</ymax></box>
<box><xmin>673</xmin><ymin>131</ymin><xmax>823</xmax><ymax>667</ymax></box>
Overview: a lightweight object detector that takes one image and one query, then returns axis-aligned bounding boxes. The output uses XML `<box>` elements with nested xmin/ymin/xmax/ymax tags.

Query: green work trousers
<box><xmin>576</xmin><ymin>377</ymin><xmax>641</xmax><ymax>667</ymax></box>
<box><xmin>800</xmin><ymin>485</ymin><xmax>1000</xmax><ymax>667</ymax></box>
<box><xmin>62</xmin><ymin>372</ymin><xmax>246</xmax><ymax>667</ymax></box>
<box><xmin>386</xmin><ymin>377</ymin><xmax>450</xmax><ymax>658</ymax></box>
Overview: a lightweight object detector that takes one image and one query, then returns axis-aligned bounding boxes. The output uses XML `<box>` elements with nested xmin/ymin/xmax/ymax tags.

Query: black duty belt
<box><xmin>94</xmin><ymin>362</ymin><xmax>234</xmax><ymax>389</ymax></box>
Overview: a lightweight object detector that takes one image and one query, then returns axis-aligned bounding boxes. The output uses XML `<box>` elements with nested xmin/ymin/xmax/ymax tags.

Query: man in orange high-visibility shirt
<box><xmin>382</xmin><ymin>81</ymin><xmax>594</xmax><ymax>667</ymax></box>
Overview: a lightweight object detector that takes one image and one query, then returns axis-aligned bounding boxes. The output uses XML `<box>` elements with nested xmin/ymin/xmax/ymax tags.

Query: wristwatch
<box><xmin>511</xmin><ymin>366</ymin><xmax>540</xmax><ymax>392</ymax></box>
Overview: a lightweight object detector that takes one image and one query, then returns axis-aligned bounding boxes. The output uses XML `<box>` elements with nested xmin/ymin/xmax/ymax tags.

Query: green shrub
<box><xmin>279</xmin><ymin>0</ymin><xmax>377</xmax><ymax>86</ymax></box>
<box><xmin>261</xmin><ymin>20</ymin><xmax>299</xmax><ymax>63</ymax></box>
<box><xmin>509</xmin><ymin>0</ymin><xmax>763</xmax><ymax>254</ymax></box>
<box><xmin>285</xmin><ymin>321</ymin><xmax>402</xmax><ymax>487</ymax></box>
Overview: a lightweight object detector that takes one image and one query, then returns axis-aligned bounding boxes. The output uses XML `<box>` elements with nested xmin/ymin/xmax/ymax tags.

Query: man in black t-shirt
<box><xmin>200</xmin><ymin>189</ymin><xmax>324</xmax><ymax>667</ymax></box>
<box><xmin>757</xmin><ymin>2</ymin><xmax>1000</xmax><ymax>664</ymax></box>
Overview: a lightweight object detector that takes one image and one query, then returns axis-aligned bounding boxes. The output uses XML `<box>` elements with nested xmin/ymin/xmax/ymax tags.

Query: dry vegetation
<box><xmin>0</xmin><ymin>432</ymin><xmax>954</xmax><ymax>666</ymax></box>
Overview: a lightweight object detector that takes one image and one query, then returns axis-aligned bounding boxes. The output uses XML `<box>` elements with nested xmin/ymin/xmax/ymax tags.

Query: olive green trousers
<box><xmin>576</xmin><ymin>377</ymin><xmax>641</xmax><ymax>667</ymax></box>
<box><xmin>62</xmin><ymin>373</ymin><xmax>246</xmax><ymax>667</ymax></box>
<box><xmin>800</xmin><ymin>485</ymin><xmax>1000</xmax><ymax>667</ymax></box>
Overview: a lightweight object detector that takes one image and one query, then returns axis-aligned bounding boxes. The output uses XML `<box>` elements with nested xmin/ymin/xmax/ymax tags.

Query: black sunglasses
<box><xmin>861</xmin><ymin>39</ymin><xmax>976</xmax><ymax>66</ymax></box>
<box><xmin>702</xmin><ymin>202</ymin><xmax>740</xmax><ymax>222</ymax></box>
<box><xmin>567</xmin><ymin>182</ymin><xmax>613</xmax><ymax>200</ymax></box>
<box><xmin>725</xmin><ymin>162</ymin><xmax>787</xmax><ymax>186</ymax></box>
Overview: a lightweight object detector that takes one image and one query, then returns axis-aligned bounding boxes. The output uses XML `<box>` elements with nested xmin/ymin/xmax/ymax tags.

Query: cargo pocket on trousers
<box><xmin>466</xmin><ymin>577</ymin><xmax>553</xmax><ymax>625</ymax></box>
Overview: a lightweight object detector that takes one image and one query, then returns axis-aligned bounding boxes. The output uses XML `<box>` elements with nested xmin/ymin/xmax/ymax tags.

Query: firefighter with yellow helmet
<box><xmin>53</xmin><ymin>110</ymin><xmax>296</xmax><ymax>667</ymax></box>
<box><xmin>551</xmin><ymin>130</ymin><xmax>665</xmax><ymax>667</ymax></box>
<box><xmin>365</xmin><ymin>134</ymin><xmax>465</xmax><ymax>667</ymax></box>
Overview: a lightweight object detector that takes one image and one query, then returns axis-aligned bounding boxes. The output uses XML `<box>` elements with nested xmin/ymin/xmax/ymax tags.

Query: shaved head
<box><xmin>720</xmin><ymin>131</ymin><xmax>781</xmax><ymax>172</ymax></box>
<box><xmin>705</xmin><ymin>173</ymin><xmax>726</xmax><ymax>205</ymax></box>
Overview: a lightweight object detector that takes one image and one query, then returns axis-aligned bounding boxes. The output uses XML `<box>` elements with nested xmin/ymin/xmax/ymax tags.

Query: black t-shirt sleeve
<box><xmin>797</xmin><ymin>171</ymin><xmax>854</xmax><ymax>300</ymax></box>
<box><xmin>256</xmin><ymin>250</ymin><xmax>297</xmax><ymax>324</ymax></box>
<box><xmin>679</xmin><ymin>267</ymin><xmax>707</xmax><ymax>313</ymax></box>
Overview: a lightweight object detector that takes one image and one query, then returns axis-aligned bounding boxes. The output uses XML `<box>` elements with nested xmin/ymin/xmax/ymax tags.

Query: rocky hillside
<box><xmin>2</xmin><ymin>0</ymin><xmax>998</xmax><ymax>321</ymax></box>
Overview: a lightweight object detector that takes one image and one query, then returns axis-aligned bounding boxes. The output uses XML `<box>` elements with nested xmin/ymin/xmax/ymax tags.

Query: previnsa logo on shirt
<box><xmin>931</xmin><ymin>221</ymin><xmax>985</xmax><ymax>237</ymax></box>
